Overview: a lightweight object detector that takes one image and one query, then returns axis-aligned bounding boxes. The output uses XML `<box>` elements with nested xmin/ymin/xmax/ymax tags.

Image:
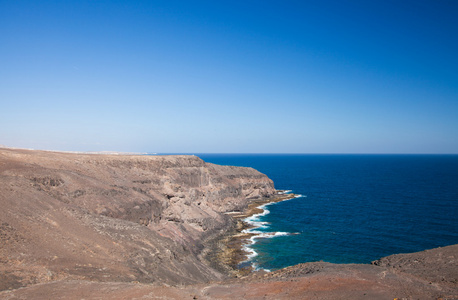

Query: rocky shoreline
<box><xmin>0</xmin><ymin>147</ymin><xmax>277</xmax><ymax>289</ymax></box>
<box><xmin>208</xmin><ymin>193</ymin><xmax>297</xmax><ymax>277</ymax></box>
<box><xmin>1</xmin><ymin>147</ymin><xmax>457</xmax><ymax>299</ymax></box>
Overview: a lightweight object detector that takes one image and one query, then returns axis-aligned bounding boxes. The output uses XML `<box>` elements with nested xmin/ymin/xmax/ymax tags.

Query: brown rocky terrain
<box><xmin>0</xmin><ymin>147</ymin><xmax>274</xmax><ymax>289</ymax></box>
<box><xmin>0</xmin><ymin>148</ymin><xmax>457</xmax><ymax>299</ymax></box>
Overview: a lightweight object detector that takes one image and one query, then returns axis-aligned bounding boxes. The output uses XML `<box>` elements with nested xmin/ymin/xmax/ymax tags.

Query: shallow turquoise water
<box><xmin>195</xmin><ymin>154</ymin><xmax>458</xmax><ymax>271</ymax></box>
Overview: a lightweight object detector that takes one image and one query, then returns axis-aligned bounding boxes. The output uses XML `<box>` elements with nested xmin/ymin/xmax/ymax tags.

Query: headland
<box><xmin>0</xmin><ymin>147</ymin><xmax>456</xmax><ymax>299</ymax></box>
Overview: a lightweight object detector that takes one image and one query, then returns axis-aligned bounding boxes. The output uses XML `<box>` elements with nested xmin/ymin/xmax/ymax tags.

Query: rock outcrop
<box><xmin>0</xmin><ymin>148</ymin><xmax>275</xmax><ymax>290</ymax></box>
<box><xmin>1</xmin><ymin>245</ymin><xmax>457</xmax><ymax>299</ymax></box>
<box><xmin>1</xmin><ymin>148</ymin><xmax>457</xmax><ymax>299</ymax></box>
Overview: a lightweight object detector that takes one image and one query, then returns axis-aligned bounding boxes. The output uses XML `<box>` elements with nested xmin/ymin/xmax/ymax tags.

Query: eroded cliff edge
<box><xmin>1</xmin><ymin>148</ymin><xmax>457</xmax><ymax>299</ymax></box>
<box><xmin>0</xmin><ymin>148</ymin><xmax>275</xmax><ymax>290</ymax></box>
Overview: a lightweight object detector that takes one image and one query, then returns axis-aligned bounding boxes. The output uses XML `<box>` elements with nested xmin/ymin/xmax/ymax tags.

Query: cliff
<box><xmin>0</xmin><ymin>148</ymin><xmax>456</xmax><ymax>299</ymax></box>
<box><xmin>0</xmin><ymin>148</ymin><xmax>275</xmax><ymax>289</ymax></box>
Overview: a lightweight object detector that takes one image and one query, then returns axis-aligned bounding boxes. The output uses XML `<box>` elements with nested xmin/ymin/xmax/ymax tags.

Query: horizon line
<box><xmin>1</xmin><ymin>146</ymin><xmax>457</xmax><ymax>156</ymax></box>
<box><xmin>155</xmin><ymin>152</ymin><xmax>458</xmax><ymax>155</ymax></box>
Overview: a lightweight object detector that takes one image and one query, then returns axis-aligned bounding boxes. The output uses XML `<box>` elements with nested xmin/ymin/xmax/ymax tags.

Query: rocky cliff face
<box><xmin>0</xmin><ymin>148</ymin><xmax>275</xmax><ymax>290</ymax></box>
<box><xmin>2</xmin><ymin>148</ymin><xmax>457</xmax><ymax>299</ymax></box>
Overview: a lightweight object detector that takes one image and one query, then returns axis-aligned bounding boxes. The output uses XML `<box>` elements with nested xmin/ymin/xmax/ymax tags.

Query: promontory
<box><xmin>0</xmin><ymin>148</ymin><xmax>456</xmax><ymax>299</ymax></box>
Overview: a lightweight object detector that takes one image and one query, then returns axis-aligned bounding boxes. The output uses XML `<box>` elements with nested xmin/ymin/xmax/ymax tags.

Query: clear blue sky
<box><xmin>1</xmin><ymin>0</ymin><xmax>457</xmax><ymax>153</ymax></box>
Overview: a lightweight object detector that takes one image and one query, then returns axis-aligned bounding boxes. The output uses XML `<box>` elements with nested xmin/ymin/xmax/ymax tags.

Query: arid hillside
<box><xmin>0</xmin><ymin>148</ymin><xmax>275</xmax><ymax>290</ymax></box>
<box><xmin>0</xmin><ymin>148</ymin><xmax>456</xmax><ymax>299</ymax></box>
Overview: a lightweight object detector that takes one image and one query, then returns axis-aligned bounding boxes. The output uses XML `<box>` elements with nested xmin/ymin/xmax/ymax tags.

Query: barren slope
<box><xmin>0</xmin><ymin>148</ymin><xmax>456</xmax><ymax>299</ymax></box>
<box><xmin>0</xmin><ymin>148</ymin><xmax>275</xmax><ymax>290</ymax></box>
<box><xmin>1</xmin><ymin>245</ymin><xmax>457</xmax><ymax>299</ymax></box>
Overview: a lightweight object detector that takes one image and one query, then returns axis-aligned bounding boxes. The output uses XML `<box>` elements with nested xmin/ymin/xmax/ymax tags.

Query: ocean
<box><xmin>196</xmin><ymin>154</ymin><xmax>458</xmax><ymax>271</ymax></box>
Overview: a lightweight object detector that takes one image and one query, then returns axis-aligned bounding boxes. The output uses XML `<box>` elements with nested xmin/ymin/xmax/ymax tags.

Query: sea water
<box><xmin>196</xmin><ymin>154</ymin><xmax>458</xmax><ymax>271</ymax></box>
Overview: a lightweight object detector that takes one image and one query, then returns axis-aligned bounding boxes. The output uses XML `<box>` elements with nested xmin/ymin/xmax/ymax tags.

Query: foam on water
<box><xmin>277</xmin><ymin>190</ymin><xmax>292</xmax><ymax>194</ymax></box>
<box><xmin>198</xmin><ymin>154</ymin><xmax>458</xmax><ymax>272</ymax></box>
<box><xmin>241</xmin><ymin>194</ymin><xmax>300</xmax><ymax>271</ymax></box>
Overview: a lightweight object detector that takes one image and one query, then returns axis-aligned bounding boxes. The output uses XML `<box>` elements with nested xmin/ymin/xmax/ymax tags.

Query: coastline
<box><xmin>1</xmin><ymin>147</ymin><xmax>457</xmax><ymax>298</ymax></box>
<box><xmin>0</xmin><ymin>147</ymin><xmax>277</xmax><ymax>289</ymax></box>
<box><xmin>208</xmin><ymin>191</ymin><xmax>297</xmax><ymax>277</ymax></box>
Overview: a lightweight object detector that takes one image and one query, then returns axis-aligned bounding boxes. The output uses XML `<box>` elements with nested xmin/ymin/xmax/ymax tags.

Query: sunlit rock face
<box><xmin>0</xmin><ymin>148</ymin><xmax>275</xmax><ymax>290</ymax></box>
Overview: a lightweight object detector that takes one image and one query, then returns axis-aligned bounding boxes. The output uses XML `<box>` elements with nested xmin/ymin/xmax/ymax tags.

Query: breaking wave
<box><xmin>240</xmin><ymin>193</ymin><xmax>302</xmax><ymax>271</ymax></box>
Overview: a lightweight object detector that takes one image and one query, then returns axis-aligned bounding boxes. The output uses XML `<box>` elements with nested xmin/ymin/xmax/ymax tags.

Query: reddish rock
<box><xmin>0</xmin><ymin>148</ymin><xmax>456</xmax><ymax>299</ymax></box>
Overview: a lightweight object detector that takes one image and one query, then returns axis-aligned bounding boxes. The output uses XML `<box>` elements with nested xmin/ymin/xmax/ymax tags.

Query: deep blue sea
<box><xmin>195</xmin><ymin>154</ymin><xmax>458</xmax><ymax>271</ymax></box>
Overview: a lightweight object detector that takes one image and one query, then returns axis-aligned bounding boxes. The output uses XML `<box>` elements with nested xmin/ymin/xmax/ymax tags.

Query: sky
<box><xmin>1</xmin><ymin>0</ymin><xmax>457</xmax><ymax>153</ymax></box>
